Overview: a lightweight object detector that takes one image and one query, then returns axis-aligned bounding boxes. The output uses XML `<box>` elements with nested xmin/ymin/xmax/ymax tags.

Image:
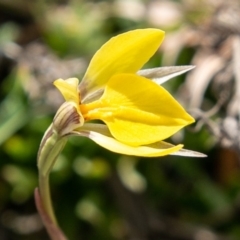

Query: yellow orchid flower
<box><xmin>52</xmin><ymin>28</ymin><xmax>202</xmax><ymax>158</ymax></box>
<box><xmin>36</xmin><ymin>28</ymin><xmax>206</xmax><ymax>239</ymax></box>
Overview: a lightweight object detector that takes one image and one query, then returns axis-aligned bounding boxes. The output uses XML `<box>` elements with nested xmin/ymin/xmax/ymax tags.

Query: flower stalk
<box><xmin>36</xmin><ymin>101</ymin><xmax>83</xmax><ymax>238</ymax></box>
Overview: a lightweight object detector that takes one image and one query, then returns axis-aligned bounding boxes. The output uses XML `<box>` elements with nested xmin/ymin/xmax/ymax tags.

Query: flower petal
<box><xmin>86</xmin><ymin>73</ymin><xmax>194</xmax><ymax>146</ymax></box>
<box><xmin>138</xmin><ymin>65</ymin><xmax>195</xmax><ymax>85</ymax></box>
<box><xmin>54</xmin><ymin>78</ymin><xmax>79</xmax><ymax>104</ymax></box>
<box><xmin>79</xmin><ymin>28</ymin><xmax>165</xmax><ymax>103</ymax></box>
<box><xmin>73</xmin><ymin>123</ymin><xmax>183</xmax><ymax>157</ymax></box>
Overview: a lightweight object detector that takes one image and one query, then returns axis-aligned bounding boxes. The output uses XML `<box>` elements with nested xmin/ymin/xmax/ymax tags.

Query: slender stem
<box><xmin>39</xmin><ymin>173</ymin><xmax>57</xmax><ymax>225</ymax></box>
<box><xmin>36</xmin><ymin>101</ymin><xmax>80</xmax><ymax>239</ymax></box>
<box><xmin>37</xmin><ymin>124</ymin><xmax>67</xmax><ymax>225</ymax></box>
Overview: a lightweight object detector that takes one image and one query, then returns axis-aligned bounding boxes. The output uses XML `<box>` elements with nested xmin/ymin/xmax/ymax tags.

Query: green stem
<box><xmin>37</xmin><ymin>101</ymin><xmax>81</xmax><ymax>235</ymax></box>
<box><xmin>37</xmin><ymin>126</ymin><xmax>67</xmax><ymax>226</ymax></box>
<box><xmin>39</xmin><ymin>173</ymin><xmax>57</xmax><ymax>225</ymax></box>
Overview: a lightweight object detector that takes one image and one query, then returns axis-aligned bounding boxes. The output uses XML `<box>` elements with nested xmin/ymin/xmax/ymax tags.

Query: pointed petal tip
<box><xmin>138</xmin><ymin>65</ymin><xmax>196</xmax><ymax>85</ymax></box>
<box><xmin>171</xmin><ymin>148</ymin><xmax>207</xmax><ymax>158</ymax></box>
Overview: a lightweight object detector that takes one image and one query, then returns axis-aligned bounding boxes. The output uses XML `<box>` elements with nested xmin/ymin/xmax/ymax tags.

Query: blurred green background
<box><xmin>1</xmin><ymin>0</ymin><xmax>240</xmax><ymax>239</ymax></box>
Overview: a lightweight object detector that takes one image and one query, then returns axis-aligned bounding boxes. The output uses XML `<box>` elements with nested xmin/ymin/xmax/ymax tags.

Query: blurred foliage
<box><xmin>0</xmin><ymin>0</ymin><xmax>240</xmax><ymax>239</ymax></box>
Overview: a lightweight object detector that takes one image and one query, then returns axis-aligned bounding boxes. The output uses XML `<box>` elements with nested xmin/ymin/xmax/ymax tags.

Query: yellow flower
<box><xmin>52</xmin><ymin>28</ymin><xmax>203</xmax><ymax>157</ymax></box>
<box><xmin>36</xmin><ymin>29</ymin><xmax>205</xmax><ymax>237</ymax></box>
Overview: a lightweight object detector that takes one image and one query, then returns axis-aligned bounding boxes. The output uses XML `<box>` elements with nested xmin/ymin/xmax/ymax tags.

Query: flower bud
<box><xmin>53</xmin><ymin>101</ymin><xmax>84</xmax><ymax>136</ymax></box>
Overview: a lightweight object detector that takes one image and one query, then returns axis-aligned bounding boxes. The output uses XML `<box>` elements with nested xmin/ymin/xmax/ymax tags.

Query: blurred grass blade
<box><xmin>0</xmin><ymin>73</ymin><xmax>29</xmax><ymax>145</ymax></box>
<box><xmin>0</xmin><ymin>96</ymin><xmax>29</xmax><ymax>145</ymax></box>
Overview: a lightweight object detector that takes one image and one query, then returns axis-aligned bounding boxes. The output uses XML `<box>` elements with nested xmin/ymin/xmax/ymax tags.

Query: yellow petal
<box><xmin>86</xmin><ymin>73</ymin><xmax>194</xmax><ymax>146</ymax></box>
<box><xmin>74</xmin><ymin>123</ymin><xmax>183</xmax><ymax>157</ymax></box>
<box><xmin>54</xmin><ymin>78</ymin><xmax>80</xmax><ymax>104</ymax></box>
<box><xmin>79</xmin><ymin>28</ymin><xmax>165</xmax><ymax>102</ymax></box>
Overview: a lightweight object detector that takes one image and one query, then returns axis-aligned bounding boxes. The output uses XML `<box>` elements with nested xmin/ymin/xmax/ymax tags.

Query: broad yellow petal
<box><xmin>79</xmin><ymin>28</ymin><xmax>165</xmax><ymax>102</ymax></box>
<box><xmin>54</xmin><ymin>78</ymin><xmax>80</xmax><ymax>104</ymax></box>
<box><xmin>85</xmin><ymin>74</ymin><xmax>194</xmax><ymax>146</ymax></box>
<box><xmin>73</xmin><ymin>123</ymin><xmax>183</xmax><ymax>157</ymax></box>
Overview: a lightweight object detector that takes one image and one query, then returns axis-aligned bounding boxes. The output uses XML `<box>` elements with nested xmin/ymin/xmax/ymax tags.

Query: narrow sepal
<box><xmin>170</xmin><ymin>148</ymin><xmax>207</xmax><ymax>157</ymax></box>
<box><xmin>138</xmin><ymin>65</ymin><xmax>195</xmax><ymax>85</ymax></box>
